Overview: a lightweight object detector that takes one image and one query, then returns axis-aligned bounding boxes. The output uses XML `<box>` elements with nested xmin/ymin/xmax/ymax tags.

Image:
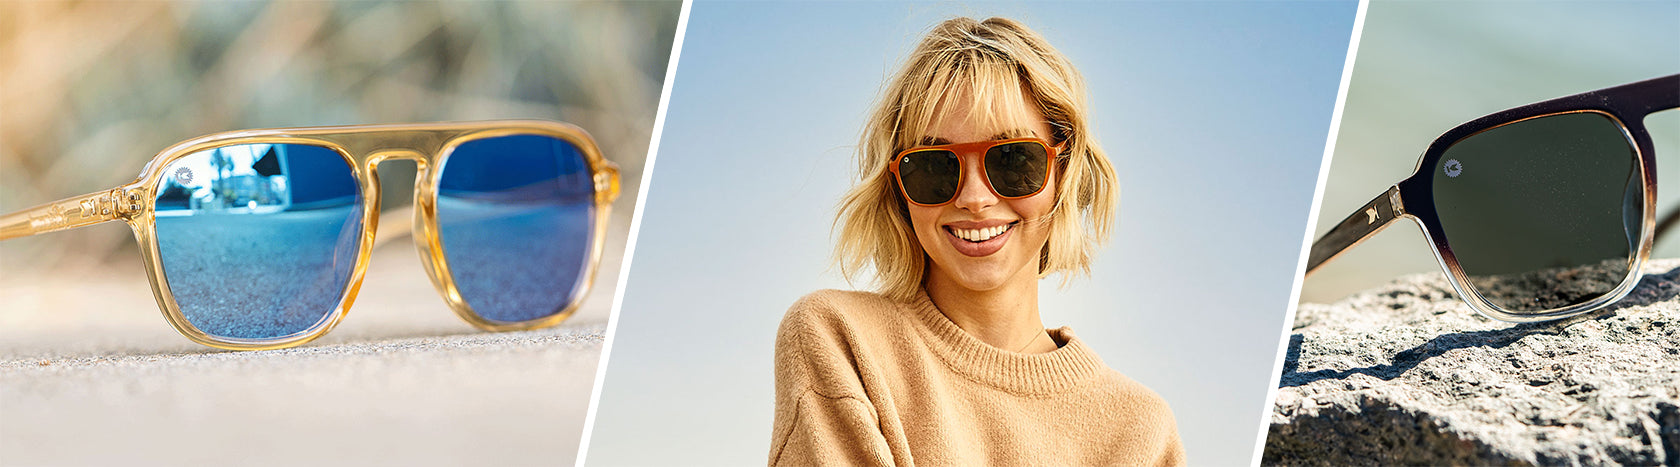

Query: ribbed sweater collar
<box><xmin>907</xmin><ymin>290</ymin><xmax>1108</xmax><ymax>396</ymax></box>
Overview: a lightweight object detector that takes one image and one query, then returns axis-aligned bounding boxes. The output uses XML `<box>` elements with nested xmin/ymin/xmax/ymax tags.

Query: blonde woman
<box><xmin>770</xmin><ymin>17</ymin><xmax>1184</xmax><ymax>466</ymax></box>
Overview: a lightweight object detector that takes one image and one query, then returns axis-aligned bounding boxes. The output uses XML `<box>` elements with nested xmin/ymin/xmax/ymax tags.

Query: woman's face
<box><xmin>908</xmin><ymin>96</ymin><xmax>1058</xmax><ymax>294</ymax></box>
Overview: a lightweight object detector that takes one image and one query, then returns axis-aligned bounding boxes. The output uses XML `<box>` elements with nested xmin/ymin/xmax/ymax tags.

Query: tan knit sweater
<box><xmin>770</xmin><ymin>289</ymin><xmax>1185</xmax><ymax>466</ymax></box>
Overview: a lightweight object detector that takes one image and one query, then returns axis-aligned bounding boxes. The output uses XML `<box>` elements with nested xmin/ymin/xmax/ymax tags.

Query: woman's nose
<box><xmin>951</xmin><ymin>155</ymin><xmax>997</xmax><ymax>212</ymax></box>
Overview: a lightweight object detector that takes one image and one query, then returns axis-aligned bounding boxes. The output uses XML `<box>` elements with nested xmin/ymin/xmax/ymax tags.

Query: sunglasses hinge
<box><xmin>1388</xmin><ymin>186</ymin><xmax>1404</xmax><ymax>217</ymax></box>
<box><xmin>594</xmin><ymin>166</ymin><xmax>620</xmax><ymax>202</ymax></box>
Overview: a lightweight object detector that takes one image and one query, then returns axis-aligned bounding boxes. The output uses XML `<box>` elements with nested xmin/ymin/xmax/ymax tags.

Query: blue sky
<box><xmin>587</xmin><ymin>2</ymin><xmax>1357</xmax><ymax>465</ymax></box>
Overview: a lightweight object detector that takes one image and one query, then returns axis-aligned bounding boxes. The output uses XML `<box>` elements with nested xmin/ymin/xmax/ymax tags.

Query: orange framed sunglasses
<box><xmin>0</xmin><ymin>120</ymin><xmax>620</xmax><ymax>350</ymax></box>
<box><xmin>888</xmin><ymin>137</ymin><xmax>1062</xmax><ymax>206</ymax></box>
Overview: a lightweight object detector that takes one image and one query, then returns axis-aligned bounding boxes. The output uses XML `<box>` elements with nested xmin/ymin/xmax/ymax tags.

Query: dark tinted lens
<box><xmin>984</xmin><ymin>141</ymin><xmax>1049</xmax><ymax>197</ymax></box>
<box><xmin>437</xmin><ymin>134</ymin><xmax>596</xmax><ymax>323</ymax></box>
<box><xmin>897</xmin><ymin>150</ymin><xmax>961</xmax><ymax>205</ymax></box>
<box><xmin>1431</xmin><ymin>112</ymin><xmax>1640</xmax><ymax>313</ymax></box>
<box><xmin>154</xmin><ymin>143</ymin><xmax>363</xmax><ymax>340</ymax></box>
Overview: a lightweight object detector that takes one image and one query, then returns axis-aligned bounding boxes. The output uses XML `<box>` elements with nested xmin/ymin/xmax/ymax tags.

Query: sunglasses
<box><xmin>1308</xmin><ymin>74</ymin><xmax>1679</xmax><ymax>322</ymax></box>
<box><xmin>0</xmin><ymin>121</ymin><xmax>621</xmax><ymax>350</ymax></box>
<box><xmin>889</xmin><ymin>137</ymin><xmax>1062</xmax><ymax>206</ymax></box>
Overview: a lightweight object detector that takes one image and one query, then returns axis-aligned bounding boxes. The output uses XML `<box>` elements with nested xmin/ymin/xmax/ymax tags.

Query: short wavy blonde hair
<box><xmin>834</xmin><ymin>17</ymin><xmax>1118</xmax><ymax>302</ymax></box>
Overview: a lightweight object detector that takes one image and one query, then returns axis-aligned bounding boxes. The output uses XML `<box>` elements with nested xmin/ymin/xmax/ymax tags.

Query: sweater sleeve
<box><xmin>1153</xmin><ymin>427</ymin><xmax>1185</xmax><ymax>467</ymax></box>
<box><xmin>769</xmin><ymin>390</ymin><xmax>894</xmax><ymax>466</ymax></box>
<box><xmin>768</xmin><ymin>292</ymin><xmax>895</xmax><ymax>467</ymax></box>
<box><xmin>1145</xmin><ymin>390</ymin><xmax>1186</xmax><ymax>467</ymax></box>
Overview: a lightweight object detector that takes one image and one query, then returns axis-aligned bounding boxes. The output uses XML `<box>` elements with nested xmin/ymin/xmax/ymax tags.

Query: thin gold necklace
<box><xmin>1015</xmin><ymin>330</ymin><xmax>1046</xmax><ymax>353</ymax></box>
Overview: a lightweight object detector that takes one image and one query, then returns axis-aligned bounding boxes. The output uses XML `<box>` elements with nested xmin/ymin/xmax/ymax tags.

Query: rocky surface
<box><xmin>1266</xmin><ymin>259</ymin><xmax>1680</xmax><ymax>466</ymax></box>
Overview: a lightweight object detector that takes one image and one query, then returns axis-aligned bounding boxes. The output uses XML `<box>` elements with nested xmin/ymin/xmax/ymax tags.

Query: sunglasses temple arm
<box><xmin>0</xmin><ymin>187</ymin><xmax>139</xmax><ymax>241</ymax></box>
<box><xmin>1305</xmin><ymin>185</ymin><xmax>1405</xmax><ymax>276</ymax></box>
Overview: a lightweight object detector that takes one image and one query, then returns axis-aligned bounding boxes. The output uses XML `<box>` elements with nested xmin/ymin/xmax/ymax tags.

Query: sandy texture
<box><xmin>0</xmin><ymin>212</ymin><xmax>628</xmax><ymax>466</ymax></box>
<box><xmin>1266</xmin><ymin>259</ymin><xmax>1680</xmax><ymax>466</ymax></box>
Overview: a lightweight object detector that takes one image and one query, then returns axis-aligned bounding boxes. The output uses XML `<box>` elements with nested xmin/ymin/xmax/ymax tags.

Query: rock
<box><xmin>1265</xmin><ymin>259</ymin><xmax>1680</xmax><ymax>466</ymax></box>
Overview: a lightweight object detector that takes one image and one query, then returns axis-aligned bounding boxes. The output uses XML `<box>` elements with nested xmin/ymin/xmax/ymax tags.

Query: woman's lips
<box><xmin>943</xmin><ymin>221</ymin><xmax>1016</xmax><ymax>257</ymax></box>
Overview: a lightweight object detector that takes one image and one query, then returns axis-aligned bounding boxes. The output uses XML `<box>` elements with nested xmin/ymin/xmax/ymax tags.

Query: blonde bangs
<box><xmin>896</xmin><ymin>44</ymin><xmax>1041</xmax><ymax>151</ymax></box>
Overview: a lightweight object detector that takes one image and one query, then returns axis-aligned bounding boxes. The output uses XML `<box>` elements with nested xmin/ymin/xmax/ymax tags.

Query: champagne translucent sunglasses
<box><xmin>0</xmin><ymin>120</ymin><xmax>621</xmax><ymax>350</ymax></box>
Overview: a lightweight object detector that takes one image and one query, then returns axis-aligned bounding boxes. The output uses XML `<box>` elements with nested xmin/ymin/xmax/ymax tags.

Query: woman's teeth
<box><xmin>951</xmin><ymin>224</ymin><xmax>1010</xmax><ymax>242</ymax></box>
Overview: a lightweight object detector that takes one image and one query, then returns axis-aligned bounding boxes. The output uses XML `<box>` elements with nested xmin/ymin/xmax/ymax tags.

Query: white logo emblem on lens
<box><xmin>1443</xmin><ymin>159</ymin><xmax>1463</xmax><ymax>178</ymax></box>
<box><xmin>174</xmin><ymin>167</ymin><xmax>194</xmax><ymax>184</ymax></box>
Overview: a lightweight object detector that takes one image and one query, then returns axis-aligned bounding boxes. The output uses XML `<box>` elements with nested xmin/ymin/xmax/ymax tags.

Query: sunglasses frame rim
<box><xmin>23</xmin><ymin>120</ymin><xmax>619</xmax><ymax>350</ymax></box>
<box><xmin>1308</xmin><ymin>74</ymin><xmax>1674</xmax><ymax>323</ymax></box>
<box><xmin>888</xmin><ymin>137</ymin><xmax>1060</xmax><ymax>207</ymax></box>
<box><xmin>422</xmin><ymin>127</ymin><xmax>615</xmax><ymax>331</ymax></box>
<box><xmin>1399</xmin><ymin>109</ymin><xmax>1652</xmax><ymax>322</ymax></box>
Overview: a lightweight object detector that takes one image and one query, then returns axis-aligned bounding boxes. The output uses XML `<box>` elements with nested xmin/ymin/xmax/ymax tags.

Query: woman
<box><xmin>770</xmin><ymin>17</ymin><xmax>1184</xmax><ymax>466</ymax></box>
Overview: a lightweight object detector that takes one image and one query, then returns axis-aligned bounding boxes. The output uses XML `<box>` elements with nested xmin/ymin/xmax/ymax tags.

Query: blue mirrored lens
<box><xmin>155</xmin><ymin>143</ymin><xmax>363</xmax><ymax>340</ymax></box>
<box><xmin>437</xmin><ymin>134</ymin><xmax>596</xmax><ymax>323</ymax></box>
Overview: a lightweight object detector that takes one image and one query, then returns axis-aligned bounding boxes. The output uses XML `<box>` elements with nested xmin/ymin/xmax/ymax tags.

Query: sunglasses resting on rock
<box><xmin>0</xmin><ymin>120</ymin><xmax>620</xmax><ymax>350</ymax></box>
<box><xmin>1308</xmin><ymin>74</ymin><xmax>1679</xmax><ymax>322</ymax></box>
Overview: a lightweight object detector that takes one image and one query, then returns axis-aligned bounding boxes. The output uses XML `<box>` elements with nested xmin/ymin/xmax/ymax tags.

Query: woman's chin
<box><xmin>929</xmin><ymin>260</ymin><xmax>1023</xmax><ymax>293</ymax></box>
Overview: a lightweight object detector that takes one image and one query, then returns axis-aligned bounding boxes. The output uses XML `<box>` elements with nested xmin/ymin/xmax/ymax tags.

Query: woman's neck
<box><xmin>924</xmin><ymin>264</ymin><xmax>1058</xmax><ymax>354</ymax></box>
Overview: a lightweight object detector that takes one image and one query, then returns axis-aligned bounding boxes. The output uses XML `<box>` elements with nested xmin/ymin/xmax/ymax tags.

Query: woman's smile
<box><xmin>943</xmin><ymin>219</ymin><xmax>1019</xmax><ymax>256</ymax></box>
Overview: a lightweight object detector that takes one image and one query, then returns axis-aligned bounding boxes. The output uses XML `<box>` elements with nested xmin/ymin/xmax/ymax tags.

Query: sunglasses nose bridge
<box><xmin>365</xmin><ymin>149</ymin><xmax>434</xmax><ymax>202</ymax></box>
<box><xmin>363</xmin><ymin>150</ymin><xmax>434</xmax><ymax>249</ymax></box>
<box><xmin>361</xmin><ymin>151</ymin><xmax>457</xmax><ymax>311</ymax></box>
<box><xmin>952</xmin><ymin>150</ymin><xmax>999</xmax><ymax>210</ymax></box>
<box><xmin>365</xmin><ymin>149</ymin><xmax>429</xmax><ymax>170</ymax></box>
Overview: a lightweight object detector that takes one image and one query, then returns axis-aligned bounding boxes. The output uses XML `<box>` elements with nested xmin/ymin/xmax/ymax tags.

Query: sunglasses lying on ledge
<box><xmin>1308</xmin><ymin>74</ymin><xmax>1679</xmax><ymax>323</ymax></box>
<box><xmin>0</xmin><ymin>121</ymin><xmax>620</xmax><ymax>350</ymax></box>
